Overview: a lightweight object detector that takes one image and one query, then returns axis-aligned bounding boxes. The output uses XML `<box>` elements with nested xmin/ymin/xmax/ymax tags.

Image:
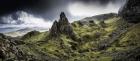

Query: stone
<box><xmin>49</xmin><ymin>20</ymin><xmax>60</xmax><ymax>37</ymax></box>
<box><xmin>49</xmin><ymin>12</ymin><xmax>76</xmax><ymax>40</ymax></box>
<box><xmin>119</xmin><ymin>0</ymin><xmax>140</xmax><ymax>23</ymax></box>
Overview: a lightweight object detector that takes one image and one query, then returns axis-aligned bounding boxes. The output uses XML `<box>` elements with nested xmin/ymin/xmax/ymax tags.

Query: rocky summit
<box><xmin>49</xmin><ymin>12</ymin><xmax>75</xmax><ymax>39</ymax></box>
<box><xmin>119</xmin><ymin>0</ymin><xmax>140</xmax><ymax>23</ymax></box>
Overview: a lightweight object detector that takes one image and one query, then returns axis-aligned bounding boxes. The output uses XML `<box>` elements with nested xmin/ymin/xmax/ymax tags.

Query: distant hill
<box><xmin>4</xmin><ymin>27</ymin><xmax>48</xmax><ymax>37</ymax></box>
<box><xmin>82</xmin><ymin>13</ymin><xmax>117</xmax><ymax>21</ymax></box>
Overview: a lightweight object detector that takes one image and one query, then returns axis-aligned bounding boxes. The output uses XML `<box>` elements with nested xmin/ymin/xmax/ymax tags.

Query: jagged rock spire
<box><xmin>60</xmin><ymin>12</ymin><xmax>66</xmax><ymax>19</ymax></box>
<box><xmin>49</xmin><ymin>12</ymin><xmax>76</xmax><ymax>40</ymax></box>
<box><xmin>49</xmin><ymin>20</ymin><xmax>60</xmax><ymax>37</ymax></box>
<box><xmin>59</xmin><ymin>12</ymin><xmax>69</xmax><ymax>25</ymax></box>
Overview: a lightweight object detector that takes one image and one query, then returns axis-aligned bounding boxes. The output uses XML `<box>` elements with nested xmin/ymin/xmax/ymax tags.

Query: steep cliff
<box><xmin>119</xmin><ymin>0</ymin><xmax>140</xmax><ymax>23</ymax></box>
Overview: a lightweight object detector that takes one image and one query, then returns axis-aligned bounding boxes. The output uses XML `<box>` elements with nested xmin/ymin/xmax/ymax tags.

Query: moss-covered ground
<box><xmin>19</xmin><ymin>16</ymin><xmax>140</xmax><ymax>61</ymax></box>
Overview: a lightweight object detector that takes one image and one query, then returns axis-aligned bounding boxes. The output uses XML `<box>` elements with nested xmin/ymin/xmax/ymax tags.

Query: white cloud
<box><xmin>0</xmin><ymin>11</ymin><xmax>53</xmax><ymax>33</ymax></box>
<box><xmin>68</xmin><ymin>2</ymin><xmax>121</xmax><ymax>17</ymax></box>
<box><xmin>0</xmin><ymin>11</ymin><xmax>53</xmax><ymax>29</ymax></box>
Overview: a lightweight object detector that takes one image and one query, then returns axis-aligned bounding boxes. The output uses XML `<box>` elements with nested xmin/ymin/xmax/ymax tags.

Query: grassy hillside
<box><xmin>1</xmin><ymin>13</ymin><xmax>140</xmax><ymax>61</ymax></box>
<box><xmin>16</xmin><ymin>14</ymin><xmax>139</xmax><ymax>61</ymax></box>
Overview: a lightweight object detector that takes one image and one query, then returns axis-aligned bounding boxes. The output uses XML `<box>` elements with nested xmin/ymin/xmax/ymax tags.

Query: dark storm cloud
<box><xmin>0</xmin><ymin>0</ymin><xmax>126</xmax><ymax>20</ymax></box>
<box><xmin>0</xmin><ymin>0</ymin><xmax>70</xmax><ymax>16</ymax></box>
<box><xmin>0</xmin><ymin>0</ymin><xmax>126</xmax><ymax>33</ymax></box>
<box><xmin>0</xmin><ymin>0</ymin><xmax>72</xmax><ymax>20</ymax></box>
<box><xmin>0</xmin><ymin>0</ymin><xmax>124</xmax><ymax>15</ymax></box>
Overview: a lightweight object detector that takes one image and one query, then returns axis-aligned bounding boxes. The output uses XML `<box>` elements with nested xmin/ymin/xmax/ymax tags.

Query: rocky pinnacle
<box><xmin>49</xmin><ymin>12</ymin><xmax>76</xmax><ymax>40</ymax></box>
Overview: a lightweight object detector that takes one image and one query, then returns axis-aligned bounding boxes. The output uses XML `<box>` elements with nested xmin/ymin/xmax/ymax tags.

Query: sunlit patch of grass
<box><xmin>99</xmin><ymin>57</ymin><xmax>112</xmax><ymax>61</ymax></box>
<box><xmin>105</xmin><ymin>17</ymin><xmax>122</xmax><ymax>32</ymax></box>
<box><xmin>106</xmin><ymin>47</ymin><xmax>127</xmax><ymax>52</ymax></box>
<box><xmin>22</xmin><ymin>32</ymin><xmax>48</xmax><ymax>43</ymax></box>
<box><xmin>119</xmin><ymin>23</ymin><xmax>140</xmax><ymax>46</ymax></box>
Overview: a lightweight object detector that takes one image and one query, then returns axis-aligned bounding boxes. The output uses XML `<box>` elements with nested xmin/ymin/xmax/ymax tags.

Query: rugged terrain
<box><xmin>0</xmin><ymin>12</ymin><xmax>140</xmax><ymax>61</ymax></box>
<box><xmin>0</xmin><ymin>0</ymin><xmax>140</xmax><ymax>61</ymax></box>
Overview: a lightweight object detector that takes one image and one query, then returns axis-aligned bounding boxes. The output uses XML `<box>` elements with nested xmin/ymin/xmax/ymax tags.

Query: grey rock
<box><xmin>49</xmin><ymin>12</ymin><xmax>76</xmax><ymax>40</ymax></box>
<box><xmin>49</xmin><ymin>20</ymin><xmax>60</xmax><ymax>37</ymax></box>
<box><xmin>119</xmin><ymin>0</ymin><xmax>140</xmax><ymax>23</ymax></box>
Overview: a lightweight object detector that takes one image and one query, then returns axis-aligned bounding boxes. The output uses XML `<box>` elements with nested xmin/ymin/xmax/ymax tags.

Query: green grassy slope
<box><xmin>10</xmin><ymin>15</ymin><xmax>140</xmax><ymax>61</ymax></box>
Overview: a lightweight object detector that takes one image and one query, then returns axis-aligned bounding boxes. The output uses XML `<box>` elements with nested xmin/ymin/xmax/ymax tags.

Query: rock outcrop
<box><xmin>119</xmin><ymin>0</ymin><xmax>140</xmax><ymax>23</ymax></box>
<box><xmin>49</xmin><ymin>12</ymin><xmax>76</xmax><ymax>40</ymax></box>
<box><xmin>49</xmin><ymin>20</ymin><xmax>60</xmax><ymax>37</ymax></box>
<box><xmin>0</xmin><ymin>33</ymin><xmax>25</xmax><ymax>61</ymax></box>
<box><xmin>83</xmin><ymin>13</ymin><xmax>118</xmax><ymax>21</ymax></box>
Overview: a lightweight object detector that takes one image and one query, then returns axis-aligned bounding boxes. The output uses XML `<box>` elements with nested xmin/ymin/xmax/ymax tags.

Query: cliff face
<box><xmin>49</xmin><ymin>12</ymin><xmax>75</xmax><ymax>39</ymax></box>
<box><xmin>119</xmin><ymin>0</ymin><xmax>140</xmax><ymax>23</ymax></box>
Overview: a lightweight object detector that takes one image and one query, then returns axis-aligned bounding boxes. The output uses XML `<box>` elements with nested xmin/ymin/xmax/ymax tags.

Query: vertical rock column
<box><xmin>49</xmin><ymin>12</ymin><xmax>76</xmax><ymax>40</ymax></box>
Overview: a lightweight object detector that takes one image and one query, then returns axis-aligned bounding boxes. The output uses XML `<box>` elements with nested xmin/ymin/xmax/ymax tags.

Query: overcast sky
<box><xmin>0</xmin><ymin>0</ymin><xmax>126</xmax><ymax>20</ymax></box>
<box><xmin>0</xmin><ymin>0</ymin><xmax>126</xmax><ymax>33</ymax></box>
